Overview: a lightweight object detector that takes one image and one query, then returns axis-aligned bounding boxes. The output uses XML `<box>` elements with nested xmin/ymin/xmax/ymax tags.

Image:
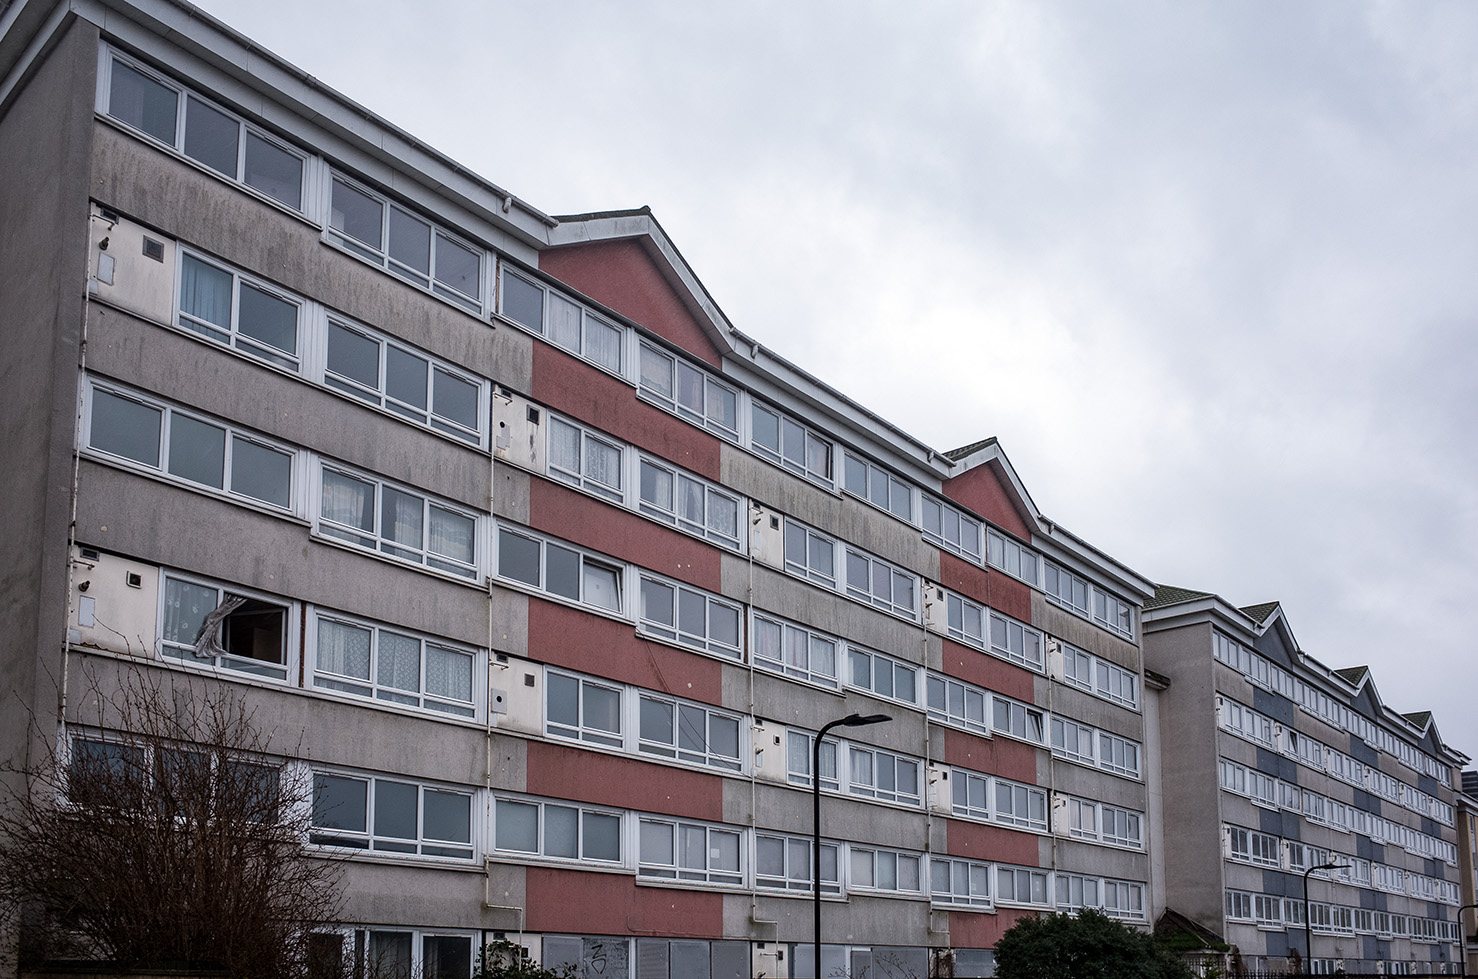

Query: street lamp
<box><xmin>1459</xmin><ymin>903</ymin><xmax>1477</xmax><ymax>979</ymax></box>
<box><xmin>1301</xmin><ymin>861</ymin><xmax>1349</xmax><ymax>976</ymax></box>
<box><xmin>813</xmin><ymin>712</ymin><xmax>891</xmax><ymax>979</ymax></box>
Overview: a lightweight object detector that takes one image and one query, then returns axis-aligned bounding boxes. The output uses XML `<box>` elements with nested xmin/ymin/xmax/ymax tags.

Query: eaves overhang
<box><xmin>1036</xmin><ymin>518</ymin><xmax>1155</xmax><ymax>602</ymax></box>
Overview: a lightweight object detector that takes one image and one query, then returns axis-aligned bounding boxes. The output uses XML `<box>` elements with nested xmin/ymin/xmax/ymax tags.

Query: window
<box><xmin>849</xmin><ymin>847</ymin><xmax>922</xmax><ymax>893</ymax></box>
<box><xmin>986</xmin><ymin>529</ymin><xmax>1038</xmax><ymax>585</ymax></box>
<box><xmin>753</xmin><ymin>615</ymin><xmax>839</xmax><ymax>688</ymax></box>
<box><xmin>178</xmin><ymin>251</ymin><xmax>301</xmax><ymax>370</ymax></box>
<box><xmin>548</xmin><ymin>416</ymin><xmax>622</xmax><ymax>500</ymax></box>
<box><xmin>159</xmin><ymin>573</ymin><xmax>290</xmax><ymax>680</ymax></box>
<box><xmin>1102</xmin><ymin>880</ymin><xmax>1145</xmax><ymax>921</ymax></box>
<box><xmin>786</xmin><ymin>731</ymin><xmax>838</xmax><ymax>792</ymax></box>
<box><xmin>313</xmin><ymin>613</ymin><xmax>475</xmax><ymax>717</ymax></box>
<box><xmin>1055</xmin><ymin>873</ymin><xmax>1100</xmax><ymax>912</ymax></box>
<box><xmin>637</xmin><ymin>341</ymin><xmax>739</xmax><ymax>440</ymax></box>
<box><xmin>323</xmin><ymin>320</ymin><xmax>483</xmax><ymax>444</ymax></box>
<box><xmin>66</xmin><ymin>738</ymin><xmax>147</xmax><ymax>809</ymax></box>
<box><xmin>638</xmin><ymin>576</ymin><xmax>742</xmax><ymax>658</ymax></box>
<box><xmin>311</xmin><ymin>773</ymin><xmax>473</xmax><ymax>860</ymax></box>
<box><xmin>1225</xmin><ymin>890</ymin><xmax>1253</xmax><ymax>921</ymax></box>
<box><xmin>847</xmin><ymin>646</ymin><xmax>918</xmax><ymax>706</ymax></box>
<box><xmin>1098</xmin><ymin>733</ymin><xmax>1140</xmax><ymax>778</ymax></box>
<box><xmin>931</xmin><ymin>858</ymin><xmax>992</xmax><ymax>908</ymax></box>
<box><xmin>846</xmin><ymin>746</ymin><xmax>921</xmax><ymax>806</ymax></box>
<box><xmin>992</xmin><ymin>779</ymin><xmax>1048</xmax><ymax>831</ymax></box>
<box><xmin>1050</xmin><ymin>717</ymin><xmax>1095</xmax><ymax>765</ymax></box>
<box><xmin>637</xmin><ymin>457</ymin><xmax>741</xmax><ymax>549</ymax></box>
<box><xmin>996</xmin><ymin>866</ymin><xmax>1050</xmax><ymax>907</ymax></box>
<box><xmin>86</xmin><ymin>381</ymin><xmax>294</xmax><ymax>510</ymax></box>
<box><xmin>638</xmin><ymin>695</ymin><xmax>742</xmax><ymax>771</ymax></box>
<box><xmin>783</xmin><ymin>520</ymin><xmax>836</xmax><ymax>586</ymax></box>
<box><xmin>926</xmin><ymin>673</ymin><xmax>988</xmax><ymax>734</ymax></box>
<box><xmin>496</xmin><ymin>528</ymin><xmax>622</xmax><ymax>611</ymax></box>
<box><xmin>1066</xmin><ymin>798</ymin><xmax>1098</xmax><ymax>841</ymax></box>
<box><xmin>842</xmin><ymin>452</ymin><xmax>911</xmax><ymax>520</ymax></box>
<box><xmin>104</xmin><ymin>53</ymin><xmax>304</xmax><ymax>210</ymax></box>
<box><xmin>1227</xmin><ymin>826</ymin><xmax>1278</xmax><ymax>867</ymax></box>
<box><xmin>493</xmin><ymin>797</ymin><xmax>620</xmax><ymax>863</ymax></box>
<box><xmin>756</xmin><ymin>833</ymin><xmax>838</xmax><ymax>893</ymax></box>
<box><xmin>330</xmin><ymin>176</ymin><xmax>482</xmax><ymax>311</ymax></box>
<box><xmin>546</xmin><ymin>671</ymin><xmax>622</xmax><ymax>748</ymax></box>
<box><xmin>499</xmin><ymin>267</ymin><xmax>621</xmax><ymax>372</ymax></box>
<box><xmin>1093</xmin><ymin>590</ymin><xmax>1134</xmax><ymax>638</ymax></box>
<box><xmin>1101</xmin><ymin>805</ymin><xmax>1142</xmax><ymax>848</ymax></box>
<box><xmin>638</xmin><ymin>818</ymin><xmax>742</xmax><ymax>885</ymax></box>
<box><xmin>1253</xmin><ymin>894</ymin><xmax>1282</xmax><ymax>928</ymax></box>
<box><xmin>321</xmin><ymin>466</ymin><xmax>478</xmax><ymax>579</ymax></box>
<box><xmin>751</xmin><ymin>401</ymin><xmax>832</xmax><ymax>485</ymax></box>
<box><xmin>1044</xmin><ymin>562</ymin><xmax>1090</xmax><ymax>616</ymax></box>
<box><xmin>991</xmin><ymin>694</ymin><xmax>1045</xmax><ymax>744</ymax></box>
<box><xmin>945</xmin><ymin>592</ymin><xmax>985</xmax><ymax>648</ymax></box>
<box><xmin>844</xmin><ymin>549</ymin><xmax>918</xmax><ymax>618</ymax></box>
<box><xmin>921</xmin><ymin>497</ymin><xmax>983</xmax><ymax>561</ymax></box>
<box><xmin>1061</xmin><ymin>644</ymin><xmax>1094</xmax><ymax>691</ymax></box>
<box><xmin>1095</xmin><ymin>660</ymin><xmax>1139</xmax><ymax>709</ymax></box>
<box><xmin>989</xmin><ymin>611</ymin><xmax>1043</xmax><ymax>670</ymax></box>
<box><xmin>952</xmin><ymin>770</ymin><xmax>991</xmax><ymax>822</ymax></box>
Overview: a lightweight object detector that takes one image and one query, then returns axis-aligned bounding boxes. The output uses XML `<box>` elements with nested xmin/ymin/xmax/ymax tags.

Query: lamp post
<box><xmin>1301</xmin><ymin>861</ymin><xmax>1349</xmax><ymax>976</ymax></box>
<box><xmin>813</xmin><ymin>712</ymin><xmax>890</xmax><ymax>979</ymax></box>
<box><xmin>1459</xmin><ymin>903</ymin><xmax>1477</xmax><ymax>978</ymax></box>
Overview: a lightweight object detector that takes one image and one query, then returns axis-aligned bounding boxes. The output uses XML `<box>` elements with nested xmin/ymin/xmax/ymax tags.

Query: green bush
<box><xmin>995</xmin><ymin>909</ymin><xmax>1195</xmax><ymax>979</ymax></box>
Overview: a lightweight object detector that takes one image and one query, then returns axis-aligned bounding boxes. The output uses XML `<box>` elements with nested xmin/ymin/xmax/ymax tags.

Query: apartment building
<box><xmin>1143</xmin><ymin>587</ymin><xmax>1469</xmax><ymax>976</ymax></box>
<box><xmin>1457</xmin><ymin>780</ymin><xmax>1478</xmax><ymax>975</ymax></box>
<box><xmin>0</xmin><ymin>1</ymin><xmax>1159</xmax><ymax>976</ymax></box>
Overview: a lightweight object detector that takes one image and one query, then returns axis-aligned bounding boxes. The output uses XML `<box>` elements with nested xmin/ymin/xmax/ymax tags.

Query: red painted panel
<box><xmin>531</xmin><ymin>341</ymin><xmax>721</xmax><ymax>481</ymax></box>
<box><xmin>526</xmin><ymin>599</ymin><xmax>725</xmax><ymax>706</ymax></box>
<box><xmin>943</xmin><ymin>817</ymin><xmax>1042</xmax><ymax>866</ymax></box>
<box><xmin>943</xmin><ymin>463</ymin><xmax>1033</xmax><ymax>541</ymax></box>
<box><xmin>525</xmin><ymin>866</ymin><xmax>724</xmax><ymax>937</ymax></box>
<box><xmin>937</xmin><ymin>552</ymin><xmax>1033</xmax><ymax>623</ymax></box>
<box><xmin>946</xmin><ymin>906</ymin><xmax>1035</xmax><ymax>950</ymax></box>
<box><xmin>943</xmin><ymin>727</ymin><xmax>1040</xmax><ymax>785</ymax></box>
<box><xmin>540</xmin><ymin>239</ymin><xmax>725</xmax><ymax>368</ymax></box>
<box><xmin>938</xmin><ymin>638</ymin><xmax>1036</xmax><ymax>704</ymax></box>
<box><xmin>528</xmin><ymin>478</ymin><xmax>721</xmax><ymax>590</ymax></box>
<box><xmin>525</xmin><ymin>740</ymin><xmax>723</xmax><ymax>820</ymax></box>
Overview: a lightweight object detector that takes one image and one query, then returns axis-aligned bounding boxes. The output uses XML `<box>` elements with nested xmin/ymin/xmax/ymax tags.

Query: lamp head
<box><xmin>840</xmin><ymin>713</ymin><xmax>892</xmax><ymax>727</ymax></box>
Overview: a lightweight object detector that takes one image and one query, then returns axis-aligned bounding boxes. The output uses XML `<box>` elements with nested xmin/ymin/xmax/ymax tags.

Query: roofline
<box><xmin>1037</xmin><ymin>518</ymin><xmax>1155</xmax><ymax>600</ymax></box>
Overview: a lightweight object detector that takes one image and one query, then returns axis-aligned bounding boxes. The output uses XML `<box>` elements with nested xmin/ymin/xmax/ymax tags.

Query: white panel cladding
<box><xmin>90</xmin><ymin>207</ymin><xmax>176</xmax><ymax>324</ymax></box>
<box><xmin>69</xmin><ymin>546</ymin><xmax>159</xmax><ymax>657</ymax></box>
<box><xmin>491</xmin><ymin>386</ymin><xmax>545</xmax><ymax>472</ymax></box>
<box><xmin>748</xmin><ymin>503</ymin><xmax>785</xmax><ymax>570</ymax></box>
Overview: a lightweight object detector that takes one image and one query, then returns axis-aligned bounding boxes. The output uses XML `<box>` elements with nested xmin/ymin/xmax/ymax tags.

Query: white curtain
<box><xmin>586</xmin><ymin>317</ymin><xmax>622</xmax><ymax>372</ymax></box>
<box><xmin>377</xmin><ymin>631</ymin><xmax>420</xmax><ymax>693</ymax></box>
<box><xmin>425</xmin><ymin>644</ymin><xmax>472</xmax><ymax>703</ymax></box>
<box><xmin>321</xmin><ymin>470</ymin><xmax>372</xmax><ymax>531</ymax></box>
<box><xmin>318</xmin><ymin>619</ymin><xmax>371</xmax><ymax>680</ymax></box>
<box><xmin>428</xmin><ymin>507</ymin><xmax>474</xmax><ymax>565</ymax></box>
<box><xmin>548</xmin><ymin>294</ymin><xmax>581</xmax><ymax>352</ymax></box>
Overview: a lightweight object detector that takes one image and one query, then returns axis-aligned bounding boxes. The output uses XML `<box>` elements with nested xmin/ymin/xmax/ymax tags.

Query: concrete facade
<box><xmin>1</xmin><ymin>3</ymin><xmax>1158</xmax><ymax>979</ymax></box>
<box><xmin>1144</xmin><ymin>590</ymin><xmax>1470</xmax><ymax>976</ymax></box>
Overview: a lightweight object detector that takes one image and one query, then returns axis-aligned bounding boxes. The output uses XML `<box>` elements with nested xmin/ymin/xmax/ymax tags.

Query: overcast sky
<box><xmin>193</xmin><ymin>0</ymin><xmax>1478</xmax><ymax>763</ymax></box>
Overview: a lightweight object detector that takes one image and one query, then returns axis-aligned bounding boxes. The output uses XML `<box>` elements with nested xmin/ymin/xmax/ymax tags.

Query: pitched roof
<box><xmin>1239</xmin><ymin>601</ymin><xmax>1279</xmax><ymax>624</ymax></box>
<box><xmin>943</xmin><ymin>437</ymin><xmax>998</xmax><ymax>462</ymax></box>
<box><xmin>1333</xmin><ymin>666</ymin><xmax>1369</xmax><ymax>686</ymax></box>
<box><xmin>1145</xmin><ymin>584</ymin><xmax>1213</xmax><ymax>609</ymax></box>
<box><xmin>1403</xmin><ymin>711</ymin><xmax>1432</xmax><ymax>730</ymax></box>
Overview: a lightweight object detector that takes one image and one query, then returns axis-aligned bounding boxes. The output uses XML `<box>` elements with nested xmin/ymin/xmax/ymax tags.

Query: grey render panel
<box><xmin>745</xmin><ymin>563</ymin><xmax>931</xmax><ymax>663</ymax></box>
<box><xmin>89</xmin><ymin>124</ymin><xmax>535</xmax><ymax>392</ymax></box>
<box><xmin>85</xmin><ymin>306</ymin><xmax>492</xmax><ymax>510</ymax></box>
<box><xmin>1046</xmin><ymin>760</ymin><xmax>1148</xmax><ymax>810</ymax></box>
<box><xmin>340</xmin><ymin>860</ymin><xmax>499</xmax><ymax>931</ymax></box>
<box><xmin>73</xmin><ymin>460</ymin><xmax>491</xmax><ymax>646</ymax></box>
<box><xmin>750</xmin><ymin>782</ymin><xmax>930</xmax><ymax>852</ymax></box>
<box><xmin>1143</xmin><ymin>620</ymin><xmax>1227</xmax><ymax>934</ymax></box>
<box><xmin>492</xmin><ymin>461</ymin><xmax>532</xmax><ymax>524</ymax></box>
<box><xmin>0</xmin><ymin>17</ymin><xmax>98</xmax><ymax>779</ymax></box>
<box><xmin>1050</xmin><ymin>838</ymin><xmax>1149</xmax><ymax>880</ymax></box>
<box><xmin>1046</xmin><ymin>684</ymin><xmax>1145</xmax><ymax>741</ymax></box>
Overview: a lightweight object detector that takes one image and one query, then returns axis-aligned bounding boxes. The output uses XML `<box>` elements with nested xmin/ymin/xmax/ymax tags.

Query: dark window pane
<box><xmin>641</xmin><ymin>578</ymin><xmax>674</xmax><ymax>627</ymax></box>
<box><xmin>544</xmin><ymin>804</ymin><xmax>577</xmax><ymax>858</ymax></box>
<box><xmin>238</xmin><ymin>284</ymin><xmax>298</xmax><ymax>356</ymax></box>
<box><xmin>331</xmin><ymin>178</ymin><xmax>383</xmax><ymax>249</ymax></box>
<box><xmin>495</xmin><ymin>799</ymin><xmax>538</xmax><ymax>852</ymax></box>
<box><xmin>327</xmin><ymin>322</ymin><xmax>381</xmax><ymax>389</ymax></box>
<box><xmin>167</xmin><ymin>413</ymin><xmax>226</xmax><ymax>487</ymax></box>
<box><xmin>640</xmin><ymin>697</ymin><xmax>673</xmax><ymax>744</ymax></box>
<box><xmin>751</xmin><ymin>405</ymin><xmax>779</xmax><ymax>452</ymax></box>
<box><xmin>423</xmin><ymin>936</ymin><xmax>471</xmax><ymax>979</ymax></box>
<box><xmin>435</xmin><ymin>234</ymin><xmax>481</xmax><ymax>298</ymax></box>
<box><xmin>380</xmin><ymin>487</ymin><xmax>424</xmax><ymax>549</ymax></box>
<box><xmin>545</xmin><ymin>544</ymin><xmax>580</xmax><ymax>600</ymax></box>
<box><xmin>423</xmin><ymin>789</ymin><xmax>470</xmax><ymax>844</ymax></box>
<box><xmin>501</xmin><ymin>272</ymin><xmax>544</xmax><ymax>331</ymax></box>
<box><xmin>373</xmin><ymin>780</ymin><xmax>418</xmax><ymax>841</ymax></box>
<box><xmin>110</xmin><ymin>61</ymin><xmax>177</xmax><ymax>144</ymax></box>
<box><xmin>498</xmin><ymin>530</ymin><xmax>541</xmax><ymax>585</ymax></box>
<box><xmin>431</xmin><ymin>368</ymin><xmax>478</xmax><ymax>430</ymax></box>
<box><xmin>244</xmin><ymin>131</ymin><xmax>302</xmax><ymax>209</ymax></box>
<box><xmin>183</xmin><ymin>96</ymin><xmax>238</xmax><ymax>176</ymax></box>
<box><xmin>368</xmin><ymin>932</ymin><xmax>412</xmax><ymax>979</ymax></box>
<box><xmin>385</xmin><ymin>346</ymin><xmax>428</xmax><ymax>410</ymax></box>
<box><xmin>223</xmin><ymin>597</ymin><xmax>285</xmax><ymax>666</ymax></box>
<box><xmin>678</xmin><ymin>589</ymin><xmax>705</xmax><ymax>637</ymax></box>
<box><xmin>91</xmin><ymin>389</ymin><xmax>161</xmax><ymax>466</ymax></box>
<box><xmin>312</xmin><ymin>774</ymin><xmax>367</xmax><ymax>831</ymax></box>
<box><xmin>388</xmin><ymin>208</ymin><xmax>431</xmax><ymax>275</ymax></box>
<box><xmin>230</xmin><ymin>437</ymin><xmax>291</xmax><ymax>507</ymax></box>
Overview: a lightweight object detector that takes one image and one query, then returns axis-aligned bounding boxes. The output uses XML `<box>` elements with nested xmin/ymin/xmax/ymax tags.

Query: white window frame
<box><xmin>845</xmin><ymin>744</ymin><xmax>922</xmax><ymax>807</ymax></box>
<box><xmin>498</xmin><ymin>264</ymin><xmax>623</xmax><ymax>375</ymax></box>
<box><xmin>84</xmin><ymin>378</ymin><xmax>301</xmax><ymax>516</ymax></box>
<box><xmin>930</xmin><ymin>857</ymin><xmax>992</xmax><ymax>909</ymax></box>
<box><xmin>843</xmin><ymin>547</ymin><xmax>919</xmax><ymax>620</ymax></box>
<box><xmin>1101</xmin><ymin>804</ymin><xmax>1143</xmax><ymax>849</ymax></box>
<box><xmin>753</xmin><ymin>613</ymin><xmax>840</xmax><ymax>689</ymax></box>
<box><xmin>786</xmin><ymin>730</ymin><xmax>839</xmax><ymax>792</ymax></box>
<box><xmin>545</xmin><ymin>669</ymin><xmax>623</xmax><ymax>749</ymax></box>
<box><xmin>944</xmin><ymin>591</ymin><xmax>985</xmax><ymax>649</ymax></box>
<box><xmin>156</xmin><ymin>569</ymin><xmax>298</xmax><ymax>682</ymax></box>
<box><xmin>328</xmin><ymin>171</ymin><xmax>484</xmax><ymax>313</ymax></box>
<box><xmin>318</xmin><ymin>463</ymin><xmax>481</xmax><ymax>580</ymax></box>
<box><xmin>495</xmin><ymin>526</ymin><xmax>624</xmax><ymax>613</ymax></box>
<box><xmin>846</xmin><ymin>645</ymin><xmax>919</xmax><ymax>708</ymax></box>
<box><xmin>309</xmin><ymin>770</ymin><xmax>475</xmax><ymax>861</ymax></box>
<box><xmin>990</xmin><ymin>693</ymin><xmax>1046</xmax><ymax>745</ymax></box>
<box><xmin>547</xmin><ymin>414</ymin><xmax>624</xmax><ymax>501</ymax></box>
<box><xmin>1098</xmin><ymin>731</ymin><xmax>1141</xmax><ymax>778</ymax></box>
<box><xmin>637</xmin><ymin>692</ymin><xmax>744</xmax><ymax>773</ymax></box>
<box><xmin>308</xmin><ymin>609</ymin><xmax>480</xmax><ymax>718</ymax></box>
<box><xmin>848</xmin><ymin>845</ymin><xmax>923</xmax><ymax>895</ymax></box>
<box><xmin>637</xmin><ymin>816</ymin><xmax>743</xmax><ymax>887</ymax></box>
<box><xmin>995</xmin><ymin>865</ymin><xmax>1051</xmax><ymax>908</ymax></box>
<box><xmin>783</xmin><ymin>518</ymin><xmax>837</xmax><ymax>587</ymax></box>
<box><xmin>986</xmin><ymin>528</ymin><xmax>1039</xmax><ymax>586</ymax></box>
<box><xmin>921</xmin><ymin>496</ymin><xmax>983</xmax><ymax>562</ymax></box>
<box><xmin>636</xmin><ymin>340</ymin><xmax>740</xmax><ymax>442</ymax></box>
<box><xmin>636</xmin><ymin>573</ymin><xmax>743</xmax><ymax>659</ymax></box>
<box><xmin>992</xmin><ymin>778</ymin><xmax>1048</xmax><ymax>831</ymax></box>
<box><xmin>176</xmin><ymin>247</ymin><xmax>304</xmax><ymax>372</ymax></box>
<box><xmin>635</xmin><ymin>454</ymin><xmax>743</xmax><ymax>551</ymax></box>
<box><xmin>98</xmin><ymin>47</ymin><xmax>308</xmax><ymax>213</ymax></box>
<box><xmin>750</xmin><ymin>400</ymin><xmax>833</xmax><ymax>487</ymax></box>
<box><xmin>755</xmin><ymin>832</ymin><xmax>839</xmax><ymax>894</ymax></box>
<box><xmin>841</xmin><ymin>450</ymin><xmax>912</xmax><ymax>521</ymax></box>
<box><xmin>491</xmin><ymin>795</ymin><xmax>623</xmax><ymax>865</ymax></box>
<box><xmin>926</xmin><ymin>672</ymin><xmax>989</xmax><ymax>734</ymax></box>
<box><xmin>988</xmin><ymin>610</ymin><xmax>1044</xmax><ymax>671</ymax></box>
